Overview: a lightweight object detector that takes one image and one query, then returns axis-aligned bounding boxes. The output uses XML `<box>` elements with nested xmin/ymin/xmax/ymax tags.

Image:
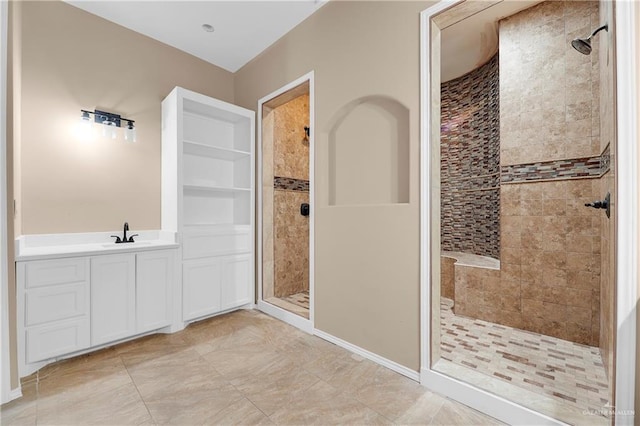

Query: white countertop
<box><xmin>16</xmin><ymin>230</ymin><xmax>179</xmax><ymax>261</ymax></box>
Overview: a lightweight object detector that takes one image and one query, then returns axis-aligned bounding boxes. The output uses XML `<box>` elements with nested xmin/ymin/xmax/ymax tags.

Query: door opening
<box><xmin>257</xmin><ymin>72</ymin><xmax>315</xmax><ymax>333</ymax></box>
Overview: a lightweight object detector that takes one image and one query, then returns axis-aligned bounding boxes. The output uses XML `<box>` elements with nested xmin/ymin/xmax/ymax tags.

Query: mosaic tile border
<box><xmin>600</xmin><ymin>144</ymin><xmax>610</xmax><ymax>175</ymax></box>
<box><xmin>274</xmin><ymin>176</ymin><xmax>309</xmax><ymax>192</ymax></box>
<box><xmin>501</xmin><ymin>156</ymin><xmax>605</xmax><ymax>184</ymax></box>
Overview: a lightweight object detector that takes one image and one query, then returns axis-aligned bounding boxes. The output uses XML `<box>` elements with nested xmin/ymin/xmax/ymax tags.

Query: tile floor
<box><xmin>282</xmin><ymin>291</ymin><xmax>309</xmax><ymax>310</ymax></box>
<box><xmin>1</xmin><ymin>309</ymin><xmax>500</xmax><ymax>426</ymax></box>
<box><xmin>440</xmin><ymin>298</ymin><xmax>610</xmax><ymax>419</ymax></box>
<box><xmin>264</xmin><ymin>296</ymin><xmax>309</xmax><ymax>319</ymax></box>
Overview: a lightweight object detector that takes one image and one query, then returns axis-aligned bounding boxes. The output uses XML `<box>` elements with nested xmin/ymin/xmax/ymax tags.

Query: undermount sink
<box><xmin>101</xmin><ymin>241</ymin><xmax>152</xmax><ymax>248</ymax></box>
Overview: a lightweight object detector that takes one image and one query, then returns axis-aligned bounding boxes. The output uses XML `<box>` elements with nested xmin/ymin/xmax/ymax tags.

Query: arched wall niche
<box><xmin>327</xmin><ymin>96</ymin><xmax>410</xmax><ymax>206</ymax></box>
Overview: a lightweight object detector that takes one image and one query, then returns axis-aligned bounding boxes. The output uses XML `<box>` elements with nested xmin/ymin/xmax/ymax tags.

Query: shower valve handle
<box><xmin>585</xmin><ymin>201</ymin><xmax>606</xmax><ymax>209</ymax></box>
<box><xmin>584</xmin><ymin>192</ymin><xmax>611</xmax><ymax>218</ymax></box>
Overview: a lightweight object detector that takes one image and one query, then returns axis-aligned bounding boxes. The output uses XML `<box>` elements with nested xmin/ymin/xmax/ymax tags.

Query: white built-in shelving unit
<box><xmin>161</xmin><ymin>87</ymin><xmax>255</xmax><ymax>322</ymax></box>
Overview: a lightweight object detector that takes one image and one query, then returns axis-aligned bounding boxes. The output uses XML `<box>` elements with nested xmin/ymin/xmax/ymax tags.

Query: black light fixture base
<box><xmin>94</xmin><ymin>109</ymin><xmax>122</xmax><ymax>128</ymax></box>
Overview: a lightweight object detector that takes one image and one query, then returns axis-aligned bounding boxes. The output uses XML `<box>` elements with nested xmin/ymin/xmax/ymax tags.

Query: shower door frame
<box><xmin>256</xmin><ymin>71</ymin><xmax>315</xmax><ymax>334</ymax></box>
<box><xmin>419</xmin><ymin>1</ymin><xmax>638</xmax><ymax>425</ymax></box>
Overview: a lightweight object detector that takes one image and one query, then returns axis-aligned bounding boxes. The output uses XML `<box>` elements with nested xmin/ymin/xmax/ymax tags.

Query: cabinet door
<box><xmin>136</xmin><ymin>250</ymin><xmax>174</xmax><ymax>333</ymax></box>
<box><xmin>221</xmin><ymin>253</ymin><xmax>253</xmax><ymax>310</ymax></box>
<box><xmin>26</xmin><ymin>318</ymin><xmax>90</xmax><ymax>364</ymax></box>
<box><xmin>90</xmin><ymin>254</ymin><xmax>136</xmax><ymax>346</ymax></box>
<box><xmin>182</xmin><ymin>258</ymin><xmax>222</xmax><ymax>321</ymax></box>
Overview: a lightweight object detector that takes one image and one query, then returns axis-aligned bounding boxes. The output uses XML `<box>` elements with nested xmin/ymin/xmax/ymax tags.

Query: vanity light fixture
<box><xmin>79</xmin><ymin>109</ymin><xmax>136</xmax><ymax>142</ymax></box>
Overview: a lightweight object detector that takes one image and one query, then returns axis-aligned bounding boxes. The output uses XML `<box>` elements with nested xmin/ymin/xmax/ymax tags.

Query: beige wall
<box><xmin>235</xmin><ymin>0</ymin><xmax>432</xmax><ymax>370</ymax></box>
<box><xmin>7</xmin><ymin>0</ymin><xmax>19</xmax><ymax>391</ymax></box>
<box><xmin>16</xmin><ymin>1</ymin><xmax>234</xmax><ymax>235</ymax></box>
<box><xmin>6</xmin><ymin>0</ymin><xmax>235</xmax><ymax>387</ymax></box>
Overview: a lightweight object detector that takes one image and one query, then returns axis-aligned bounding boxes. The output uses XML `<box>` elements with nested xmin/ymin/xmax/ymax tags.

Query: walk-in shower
<box><xmin>261</xmin><ymin>82</ymin><xmax>311</xmax><ymax>319</ymax></box>
<box><xmin>433</xmin><ymin>1</ymin><xmax>616</xmax><ymax>424</ymax></box>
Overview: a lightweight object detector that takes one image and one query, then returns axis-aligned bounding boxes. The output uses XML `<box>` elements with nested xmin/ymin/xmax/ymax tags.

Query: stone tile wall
<box><xmin>597</xmin><ymin>0</ymin><xmax>616</xmax><ymax>387</ymax></box>
<box><xmin>272</xmin><ymin>94</ymin><xmax>310</xmax><ymax>298</ymax></box>
<box><xmin>499</xmin><ymin>1</ymin><xmax>600</xmax><ymax>166</ymax></box>
<box><xmin>441</xmin><ymin>54</ymin><xmax>500</xmax><ymax>259</ymax></box>
<box><xmin>485</xmin><ymin>0</ymin><xmax>603</xmax><ymax>346</ymax></box>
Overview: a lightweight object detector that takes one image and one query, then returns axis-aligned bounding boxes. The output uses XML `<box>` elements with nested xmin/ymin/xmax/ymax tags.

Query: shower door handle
<box><xmin>300</xmin><ymin>203</ymin><xmax>310</xmax><ymax>217</ymax></box>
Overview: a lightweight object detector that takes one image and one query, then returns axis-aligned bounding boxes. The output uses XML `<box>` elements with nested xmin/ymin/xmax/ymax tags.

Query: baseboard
<box><xmin>2</xmin><ymin>386</ymin><xmax>22</xmax><ymax>404</ymax></box>
<box><xmin>313</xmin><ymin>328</ymin><xmax>420</xmax><ymax>382</ymax></box>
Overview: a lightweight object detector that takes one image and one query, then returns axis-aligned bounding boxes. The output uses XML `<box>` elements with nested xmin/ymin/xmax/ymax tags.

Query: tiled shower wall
<box><xmin>597</xmin><ymin>0</ymin><xmax>615</xmax><ymax>388</ymax></box>
<box><xmin>273</xmin><ymin>94</ymin><xmax>310</xmax><ymax>298</ymax></box>
<box><xmin>441</xmin><ymin>55</ymin><xmax>500</xmax><ymax>259</ymax></box>
<box><xmin>496</xmin><ymin>1</ymin><xmax>602</xmax><ymax>346</ymax></box>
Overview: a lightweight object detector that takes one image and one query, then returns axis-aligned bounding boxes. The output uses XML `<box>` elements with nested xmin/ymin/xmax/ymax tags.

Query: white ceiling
<box><xmin>441</xmin><ymin>1</ymin><xmax>541</xmax><ymax>82</ymax></box>
<box><xmin>65</xmin><ymin>1</ymin><xmax>327</xmax><ymax>73</ymax></box>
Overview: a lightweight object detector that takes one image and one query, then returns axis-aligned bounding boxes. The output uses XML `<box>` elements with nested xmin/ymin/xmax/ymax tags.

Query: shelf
<box><xmin>182</xmin><ymin>223</ymin><xmax>251</xmax><ymax>231</ymax></box>
<box><xmin>183</xmin><ymin>184</ymin><xmax>250</xmax><ymax>194</ymax></box>
<box><xmin>183</xmin><ymin>140</ymin><xmax>250</xmax><ymax>161</ymax></box>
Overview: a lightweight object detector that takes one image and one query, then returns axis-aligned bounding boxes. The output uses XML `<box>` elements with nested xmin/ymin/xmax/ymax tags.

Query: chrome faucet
<box><xmin>111</xmin><ymin>222</ymin><xmax>138</xmax><ymax>243</ymax></box>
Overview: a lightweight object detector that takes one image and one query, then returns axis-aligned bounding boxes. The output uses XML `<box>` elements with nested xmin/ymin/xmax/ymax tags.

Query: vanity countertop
<box><xmin>16</xmin><ymin>230</ymin><xmax>178</xmax><ymax>261</ymax></box>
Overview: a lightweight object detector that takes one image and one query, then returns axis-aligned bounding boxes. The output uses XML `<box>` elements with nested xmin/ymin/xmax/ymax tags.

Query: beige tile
<box><xmin>37</xmin><ymin>382</ymin><xmax>152</xmax><ymax>425</ymax></box>
<box><xmin>143</xmin><ymin>383</ymin><xmax>245</xmax><ymax>425</ymax></box>
<box><xmin>37</xmin><ymin>349</ymin><xmax>131</xmax><ymax>398</ymax></box>
<box><xmin>430</xmin><ymin>399</ymin><xmax>503</xmax><ymax>425</ymax></box>
<box><xmin>394</xmin><ymin>390</ymin><xmax>447</xmax><ymax>424</ymax></box>
<box><xmin>268</xmin><ymin>380</ymin><xmax>391</xmax><ymax>425</ymax></box>
<box><xmin>204</xmin><ymin>397</ymin><xmax>273</xmax><ymax>425</ymax></box>
<box><xmin>343</xmin><ymin>364</ymin><xmax>428</xmax><ymax>420</ymax></box>
<box><xmin>0</xmin><ymin>382</ymin><xmax>37</xmax><ymax>426</ymax></box>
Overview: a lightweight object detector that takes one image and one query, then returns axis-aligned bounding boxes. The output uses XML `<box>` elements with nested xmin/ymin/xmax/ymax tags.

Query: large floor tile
<box><xmin>430</xmin><ymin>399</ymin><xmax>504</xmax><ymax>425</ymax></box>
<box><xmin>268</xmin><ymin>380</ymin><xmax>391</xmax><ymax>425</ymax></box>
<box><xmin>143</xmin><ymin>382</ymin><xmax>244</xmax><ymax>425</ymax></box>
<box><xmin>0</xmin><ymin>309</ymin><xmax>506</xmax><ymax>426</ymax></box>
<box><xmin>0</xmin><ymin>381</ymin><xmax>37</xmax><ymax>426</ymax></box>
<box><xmin>36</xmin><ymin>381</ymin><xmax>152</xmax><ymax>425</ymax></box>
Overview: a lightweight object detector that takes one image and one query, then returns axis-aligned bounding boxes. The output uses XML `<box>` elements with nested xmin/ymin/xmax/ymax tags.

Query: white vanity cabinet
<box><xmin>162</xmin><ymin>87</ymin><xmax>255</xmax><ymax>322</ymax></box>
<box><xmin>90</xmin><ymin>254</ymin><xmax>136</xmax><ymax>346</ymax></box>
<box><xmin>18</xmin><ymin>257</ymin><xmax>91</xmax><ymax>364</ymax></box>
<box><xmin>17</xmin><ymin>247</ymin><xmax>176</xmax><ymax>376</ymax></box>
<box><xmin>136</xmin><ymin>250</ymin><xmax>174</xmax><ymax>333</ymax></box>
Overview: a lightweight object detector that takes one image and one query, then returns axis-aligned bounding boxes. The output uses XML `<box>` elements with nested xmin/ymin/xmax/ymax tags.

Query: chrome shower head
<box><xmin>571</xmin><ymin>24</ymin><xmax>608</xmax><ymax>55</ymax></box>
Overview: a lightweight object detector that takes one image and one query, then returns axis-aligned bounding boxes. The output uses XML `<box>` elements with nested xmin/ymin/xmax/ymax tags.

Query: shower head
<box><xmin>571</xmin><ymin>24</ymin><xmax>608</xmax><ymax>55</ymax></box>
<box><xmin>571</xmin><ymin>38</ymin><xmax>593</xmax><ymax>55</ymax></box>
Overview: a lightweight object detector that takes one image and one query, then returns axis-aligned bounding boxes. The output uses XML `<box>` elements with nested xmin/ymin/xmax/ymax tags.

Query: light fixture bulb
<box><xmin>124</xmin><ymin>121</ymin><xmax>136</xmax><ymax>143</ymax></box>
<box><xmin>76</xmin><ymin>111</ymin><xmax>95</xmax><ymax>142</ymax></box>
<box><xmin>102</xmin><ymin>119</ymin><xmax>118</xmax><ymax>139</ymax></box>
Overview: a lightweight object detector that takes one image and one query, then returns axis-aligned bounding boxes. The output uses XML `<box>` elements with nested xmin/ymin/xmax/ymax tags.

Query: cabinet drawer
<box><xmin>25</xmin><ymin>283</ymin><xmax>88</xmax><ymax>326</ymax></box>
<box><xmin>22</xmin><ymin>257</ymin><xmax>88</xmax><ymax>289</ymax></box>
<box><xmin>26</xmin><ymin>318</ymin><xmax>90</xmax><ymax>363</ymax></box>
<box><xmin>183</xmin><ymin>229</ymin><xmax>250</xmax><ymax>259</ymax></box>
